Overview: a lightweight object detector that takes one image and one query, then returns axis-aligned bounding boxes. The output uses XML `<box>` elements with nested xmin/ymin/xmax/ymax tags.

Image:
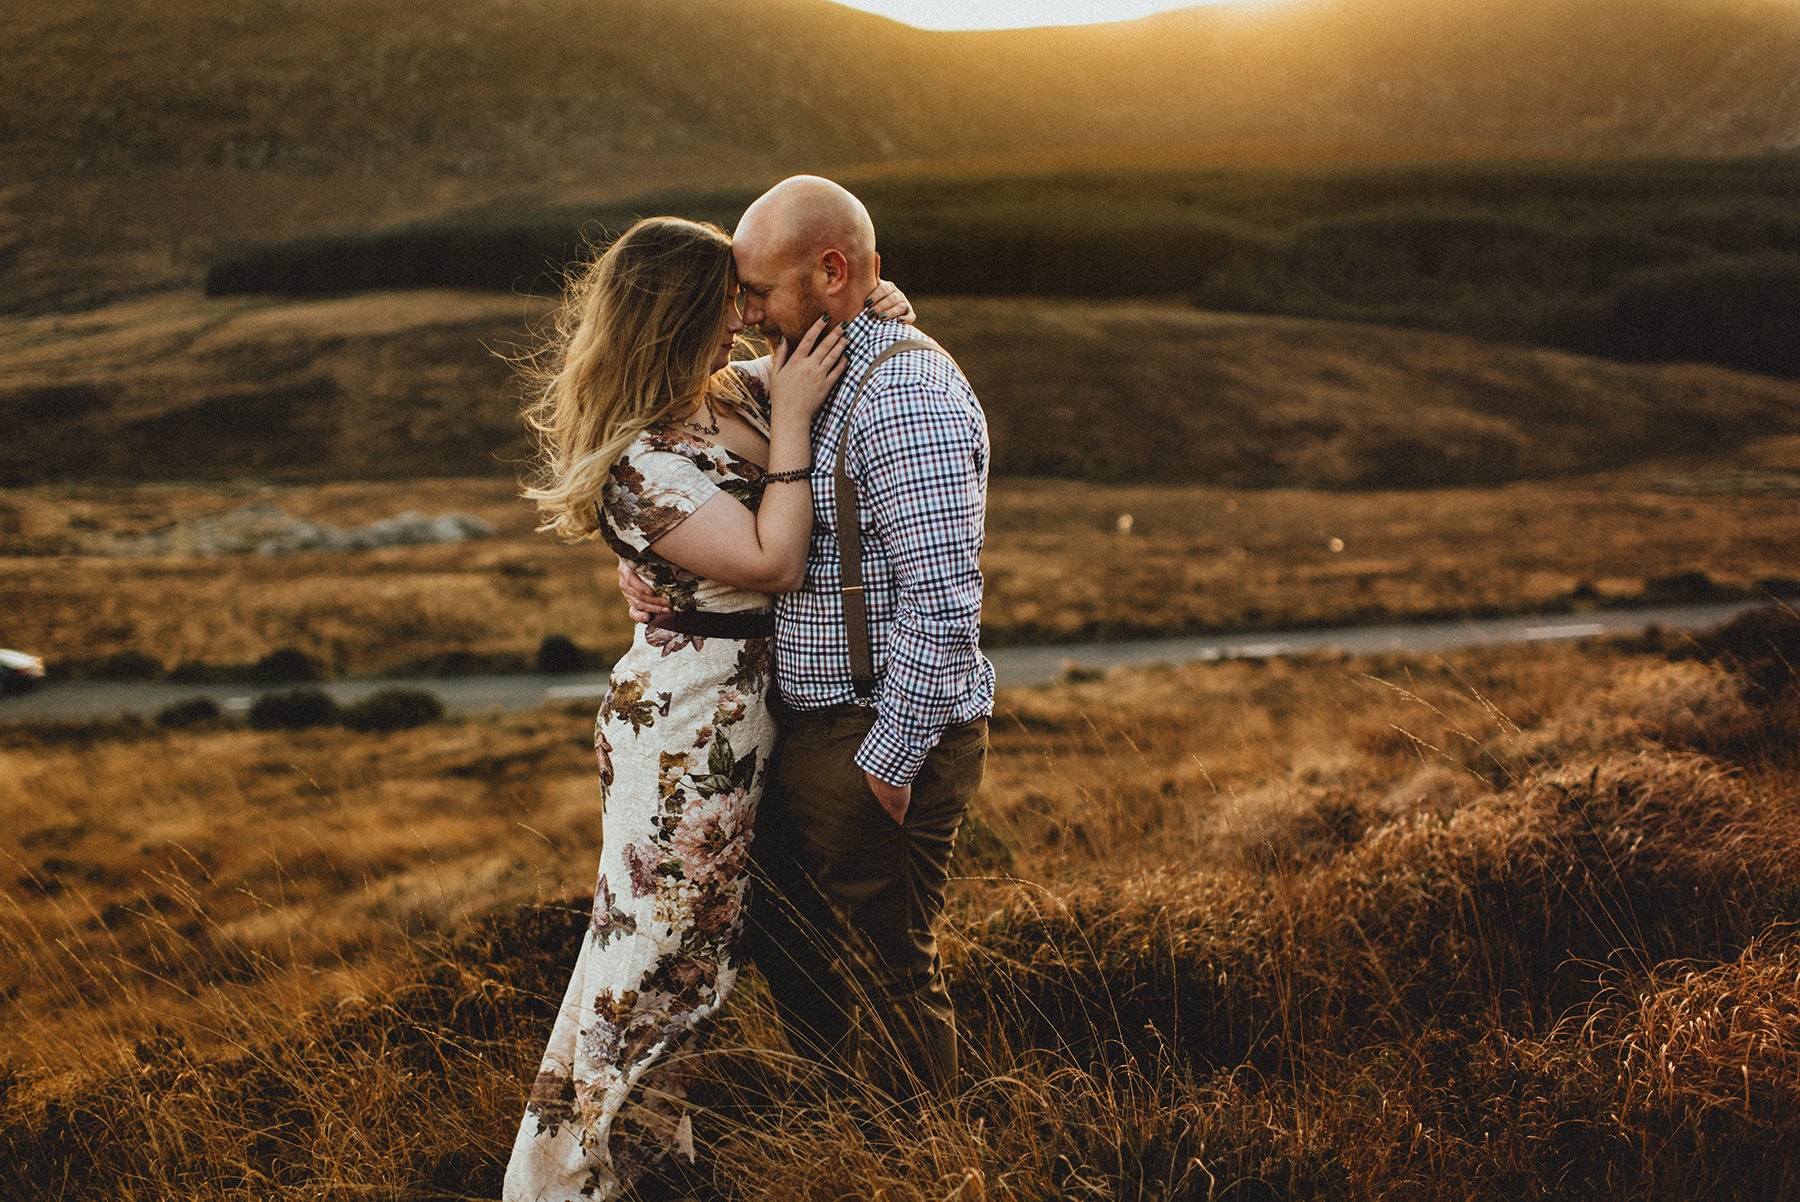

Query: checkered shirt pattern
<box><xmin>774</xmin><ymin>308</ymin><xmax>995</xmax><ymax>785</ymax></box>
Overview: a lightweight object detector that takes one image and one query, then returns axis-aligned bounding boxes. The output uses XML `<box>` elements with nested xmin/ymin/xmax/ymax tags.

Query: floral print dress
<box><xmin>504</xmin><ymin>369</ymin><xmax>779</xmax><ymax>1202</ymax></box>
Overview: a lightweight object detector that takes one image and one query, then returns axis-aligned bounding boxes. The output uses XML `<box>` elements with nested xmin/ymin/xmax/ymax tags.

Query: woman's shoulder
<box><xmin>607</xmin><ymin>424</ymin><xmax>727</xmax><ymax>513</ymax></box>
<box><xmin>604</xmin><ymin>443</ymin><xmax>717</xmax><ymax>554</ymax></box>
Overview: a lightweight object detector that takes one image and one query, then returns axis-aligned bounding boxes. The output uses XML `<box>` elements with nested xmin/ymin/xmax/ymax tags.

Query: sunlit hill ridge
<box><xmin>6</xmin><ymin>0</ymin><xmax>1800</xmax><ymax>307</ymax></box>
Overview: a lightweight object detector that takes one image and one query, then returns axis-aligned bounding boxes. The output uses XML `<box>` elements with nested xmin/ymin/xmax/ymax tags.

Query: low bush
<box><xmin>203</xmin><ymin>157</ymin><xmax>1800</xmax><ymax>378</ymax></box>
<box><xmin>1683</xmin><ymin>603</ymin><xmax>1800</xmax><ymax>702</ymax></box>
<box><xmin>535</xmin><ymin>634</ymin><xmax>585</xmax><ymax>674</ymax></box>
<box><xmin>341</xmin><ymin>688</ymin><xmax>445</xmax><ymax>732</ymax></box>
<box><xmin>247</xmin><ymin>688</ymin><xmax>339</xmax><ymax>731</ymax></box>
<box><xmin>1274</xmin><ymin>207</ymin><xmax>1690</xmax><ymax>306</ymax></box>
<box><xmin>1641</xmin><ymin>570</ymin><xmax>1738</xmax><ymax>604</ymax></box>
<box><xmin>154</xmin><ymin>696</ymin><xmax>222</xmax><ymax>729</ymax></box>
<box><xmin>248</xmin><ymin>648</ymin><xmax>321</xmax><ymax>684</ymax></box>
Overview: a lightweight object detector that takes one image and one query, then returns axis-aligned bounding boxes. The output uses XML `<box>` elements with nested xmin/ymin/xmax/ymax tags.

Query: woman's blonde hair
<box><xmin>521</xmin><ymin>217</ymin><xmax>749</xmax><ymax>541</ymax></box>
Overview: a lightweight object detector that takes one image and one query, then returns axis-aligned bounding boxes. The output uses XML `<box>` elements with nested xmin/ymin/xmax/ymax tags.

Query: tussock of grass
<box><xmin>1606</xmin><ymin>932</ymin><xmax>1800</xmax><ymax>1127</ymax></box>
<box><xmin>955</xmin><ymin>750</ymin><xmax>1791</xmax><ymax>1072</ymax></box>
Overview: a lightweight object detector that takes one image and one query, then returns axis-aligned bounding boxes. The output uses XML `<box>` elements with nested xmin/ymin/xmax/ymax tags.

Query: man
<box><xmin>625</xmin><ymin>175</ymin><xmax>992</xmax><ymax>1098</ymax></box>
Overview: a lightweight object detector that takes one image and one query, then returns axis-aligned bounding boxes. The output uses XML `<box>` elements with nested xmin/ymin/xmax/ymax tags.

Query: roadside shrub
<box><xmin>535</xmin><ymin>634</ymin><xmax>585</xmax><ymax>674</ymax></box>
<box><xmin>1755</xmin><ymin>576</ymin><xmax>1800</xmax><ymax>599</ymax></box>
<box><xmin>341</xmin><ymin>688</ymin><xmax>445</xmax><ymax>732</ymax></box>
<box><xmin>1685</xmin><ymin>603</ymin><xmax>1800</xmax><ymax>702</ymax></box>
<box><xmin>1642</xmin><ymin>571</ymin><xmax>1736</xmax><ymax>604</ymax></box>
<box><xmin>155</xmin><ymin>696</ymin><xmax>222</xmax><ymax>729</ymax></box>
<box><xmin>248</xmin><ymin>648</ymin><xmax>321</xmax><ymax>684</ymax></box>
<box><xmin>92</xmin><ymin>649</ymin><xmax>164</xmax><ymax>681</ymax></box>
<box><xmin>247</xmin><ymin>688</ymin><xmax>339</xmax><ymax>731</ymax></box>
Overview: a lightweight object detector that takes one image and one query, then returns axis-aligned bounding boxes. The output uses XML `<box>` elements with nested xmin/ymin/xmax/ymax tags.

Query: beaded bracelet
<box><xmin>762</xmin><ymin>465</ymin><xmax>813</xmax><ymax>484</ymax></box>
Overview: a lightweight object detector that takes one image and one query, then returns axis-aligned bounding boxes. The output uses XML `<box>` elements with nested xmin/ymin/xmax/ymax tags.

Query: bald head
<box><xmin>733</xmin><ymin>176</ymin><xmax>881</xmax><ymax>341</ymax></box>
<box><xmin>738</xmin><ymin>175</ymin><xmax>876</xmax><ymax>270</ymax></box>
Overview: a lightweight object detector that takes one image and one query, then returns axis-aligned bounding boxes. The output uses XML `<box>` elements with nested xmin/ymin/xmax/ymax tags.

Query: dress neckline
<box><xmin>650</xmin><ymin>424</ymin><xmax>770</xmax><ymax>478</ymax></box>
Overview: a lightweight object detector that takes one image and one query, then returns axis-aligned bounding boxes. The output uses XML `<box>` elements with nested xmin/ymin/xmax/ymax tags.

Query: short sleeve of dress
<box><xmin>603</xmin><ymin>445</ymin><xmax>723</xmax><ymax>554</ymax></box>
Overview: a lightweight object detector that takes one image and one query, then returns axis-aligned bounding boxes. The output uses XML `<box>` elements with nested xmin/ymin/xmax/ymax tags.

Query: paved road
<box><xmin>0</xmin><ymin>599</ymin><xmax>1776</xmax><ymax>723</ymax></box>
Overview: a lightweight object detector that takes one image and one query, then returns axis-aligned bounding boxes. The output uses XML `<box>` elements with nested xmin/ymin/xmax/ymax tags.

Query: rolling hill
<box><xmin>4</xmin><ymin>291</ymin><xmax>1797</xmax><ymax>488</ymax></box>
<box><xmin>6</xmin><ymin>0</ymin><xmax>1800</xmax><ymax>308</ymax></box>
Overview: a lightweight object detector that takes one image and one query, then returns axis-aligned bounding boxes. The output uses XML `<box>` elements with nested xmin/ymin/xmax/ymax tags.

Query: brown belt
<box><xmin>648</xmin><ymin>609</ymin><xmax>775</xmax><ymax>639</ymax></box>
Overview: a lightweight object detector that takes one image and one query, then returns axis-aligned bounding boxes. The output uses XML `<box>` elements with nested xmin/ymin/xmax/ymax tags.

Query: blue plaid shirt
<box><xmin>774</xmin><ymin>308</ymin><xmax>994</xmax><ymax>785</ymax></box>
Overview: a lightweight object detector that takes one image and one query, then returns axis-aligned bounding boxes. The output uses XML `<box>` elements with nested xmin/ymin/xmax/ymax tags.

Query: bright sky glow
<box><xmin>828</xmin><ymin>1</ymin><xmax>1233</xmax><ymax>31</ymax></box>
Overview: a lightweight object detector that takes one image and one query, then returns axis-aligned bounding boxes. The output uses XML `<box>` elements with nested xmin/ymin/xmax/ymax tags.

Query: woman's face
<box><xmin>711</xmin><ymin>287</ymin><xmax>747</xmax><ymax>371</ymax></box>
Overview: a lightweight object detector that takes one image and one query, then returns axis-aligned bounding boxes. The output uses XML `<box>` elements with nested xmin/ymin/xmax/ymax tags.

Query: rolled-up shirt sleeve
<box><xmin>847</xmin><ymin>381</ymin><xmax>989</xmax><ymax>785</ymax></box>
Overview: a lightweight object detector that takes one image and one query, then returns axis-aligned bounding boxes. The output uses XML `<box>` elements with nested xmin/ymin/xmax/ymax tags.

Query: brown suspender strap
<box><xmin>833</xmin><ymin>338</ymin><xmax>950</xmax><ymax>700</ymax></box>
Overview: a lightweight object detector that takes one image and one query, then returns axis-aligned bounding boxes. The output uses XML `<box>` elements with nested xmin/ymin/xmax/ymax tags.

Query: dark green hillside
<box><xmin>206</xmin><ymin>155</ymin><xmax>1800</xmax><ymax>378</ymax></box>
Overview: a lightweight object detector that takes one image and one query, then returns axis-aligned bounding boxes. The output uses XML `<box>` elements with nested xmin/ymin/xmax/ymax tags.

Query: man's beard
<box><xmin>769</xmin><ymin>279</ymin><xmax>828</xmax><ymax>348</ymax></box>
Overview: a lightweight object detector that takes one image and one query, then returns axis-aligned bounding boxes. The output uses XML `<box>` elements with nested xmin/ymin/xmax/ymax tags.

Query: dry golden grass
<box><xmin>0</xmin><ymin>709</ymin><xmax>598</xmax><ymax>1066</ymax></box>
<box><xmin>978</xmin><ymin>470</ymin><xmax>1800</xmax><ymax>643</ymax></box>
<box><xmin>4</xmin><ymin>468</ymin><xmax>1798</xmax><ymax>677</ymax></box>
<box><xmin>0</xmin><ymin>644</ymin><xmax>1572</xmax><ymax>1057</ymax></box>
<box><xmin>4</xmin><ymin>625</ymin><xmax>1798</xmax><ymax>1199</ymax></box>
<box><xmin>1602</xmin><ymin>931</ymin><xmax>1800</xmax><ymax>1125</ymax></box>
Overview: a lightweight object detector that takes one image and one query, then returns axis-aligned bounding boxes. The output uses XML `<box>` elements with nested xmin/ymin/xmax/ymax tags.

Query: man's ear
<box><xmin>818</xmin><ymin>248</ymin><xmax>849</xmax><ymax>296</ymax></box>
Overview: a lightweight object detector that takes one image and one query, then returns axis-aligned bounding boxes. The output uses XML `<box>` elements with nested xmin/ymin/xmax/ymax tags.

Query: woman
<box><xmin>502</xmin><ymin>216</ymin><xmax>909</xmax><ymax>1201</ymax></box>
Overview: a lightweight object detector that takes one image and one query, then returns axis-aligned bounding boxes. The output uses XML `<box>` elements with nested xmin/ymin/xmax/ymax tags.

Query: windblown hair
<box><xmin>521</xmin><ymin>217</ymin><xmax>749</xmax><ymax>541</ymax></box>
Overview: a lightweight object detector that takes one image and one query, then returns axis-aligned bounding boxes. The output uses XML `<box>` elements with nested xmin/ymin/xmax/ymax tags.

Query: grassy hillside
<box><xmin>4</xmin><ymin>623</ymin><xmax>1797</xmax><ymax>1198</ymax></box>
<box><xmin>7</xmin><ymin>0</ymin><xmax>1800</xmax><ymax>310</ymax></box>
<box><xmin>9</xmin><ymin>0</ymin><xmax>1796</xmax><ymax>185</ymax></box>
<box><xmin>201</xmin><ymin>155</ymin><xmax>1800</xmax><ymax>379</ymax></box>
<box><xmin>4</xmin><ymin>291</ymin><xmax>1798</xmax><ymax>492</ymax></box>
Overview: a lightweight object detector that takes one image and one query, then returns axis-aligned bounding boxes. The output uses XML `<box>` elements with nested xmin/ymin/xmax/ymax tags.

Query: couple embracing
<box><xmin>502</xmin><ymin>176</ymin><xmax>993</xmax><ymax>1201</ymax></box>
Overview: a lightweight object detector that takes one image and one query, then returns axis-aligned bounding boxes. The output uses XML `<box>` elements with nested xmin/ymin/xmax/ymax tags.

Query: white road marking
<box><xmin>1524</xmin><ymin>623</ymin><xmax>1605</xmax><ymax>641</ymax></box>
